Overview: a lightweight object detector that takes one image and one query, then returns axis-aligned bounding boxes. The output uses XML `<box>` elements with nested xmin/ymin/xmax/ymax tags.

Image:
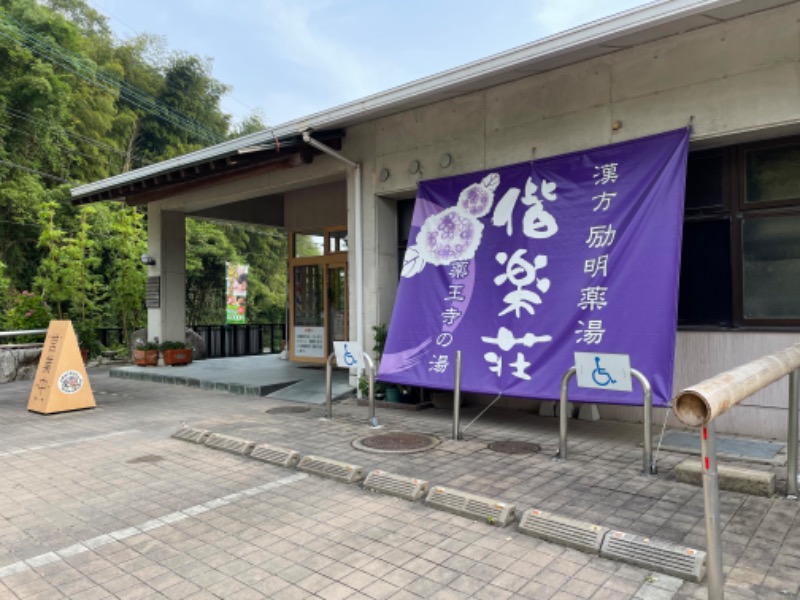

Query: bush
<box><xmin>159</xmin><ymin>340</ymin><xmax>189</xmax><ymax>351</ymax></box>
<box><xmin>6</xmin><ymin>291</ymin><xmax>52</xmax><ymax>333</ymax></box>
<box><xmin>134</xmin><ymin>339</ymin><xmax>160</xmax><ymax>351</ymax></box>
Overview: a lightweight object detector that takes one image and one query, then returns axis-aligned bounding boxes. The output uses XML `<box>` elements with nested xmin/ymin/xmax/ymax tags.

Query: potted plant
<box><xmin>160</xmin><ymin>341</ymin><xmax>192</xmax><ymax>366</ymax></box>
<box><xmin>133</xmin><ymin>340</ymin><xmax>159</xmax><ymax>366</ymax></box>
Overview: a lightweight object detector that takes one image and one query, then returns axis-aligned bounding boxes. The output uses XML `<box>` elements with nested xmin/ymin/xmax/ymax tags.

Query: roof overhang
<box><xmin>70</xmin><ymin>0</ymin><xmax>793</xmax><ymax>205</ymax></box>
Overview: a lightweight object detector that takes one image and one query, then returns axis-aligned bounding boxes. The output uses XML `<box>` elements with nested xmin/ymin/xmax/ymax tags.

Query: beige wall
<box><xmin>284</xmin><ymin>181</ymin><xmax>347</xmax><ymax>231</ymax></box>
<box><xmin>342</xmin><ymin>2</ymin><xmax>800</xmax><ymax>437</ymax></box>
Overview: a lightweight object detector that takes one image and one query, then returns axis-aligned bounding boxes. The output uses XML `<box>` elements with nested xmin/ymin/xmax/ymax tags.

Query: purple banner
<box><xmin>379</xmin><ymin>129</ymin><xmax>689</xmax><ymax>407</ymax></box>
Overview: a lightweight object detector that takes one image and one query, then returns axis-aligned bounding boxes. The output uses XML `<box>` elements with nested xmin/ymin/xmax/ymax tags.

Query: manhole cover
<box><xmin>266</xmin><ymin>406</ymin><xmax>311</xmax><ymax>414</ymax></box>
<box><xmin>353</xmin><ymin>432</ymin><xmax>440</xmax><ymax>454</ymax></box>
<box><xmin>488</xmin><ymin>441</ymin><xmax>541</xmax><ymax>455</ymax></box>
<box><xmin>127</xmin><ymin>454</ymin><xmax>165</xmax><ymax>464</ymax></box>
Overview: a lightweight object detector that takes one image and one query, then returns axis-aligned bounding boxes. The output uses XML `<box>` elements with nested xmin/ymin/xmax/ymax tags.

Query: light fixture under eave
<box><xmin>140</xmin><ymin>254</ymin><xmax>156</xmax><ymax>266</ymax></box>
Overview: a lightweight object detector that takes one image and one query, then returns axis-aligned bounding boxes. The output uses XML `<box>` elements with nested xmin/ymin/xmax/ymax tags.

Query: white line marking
<box><xmin>0</xmin><ymin>430</ymin><xmax>139</xmax><ymax>458</ymax></box>
<box><xmin>0</xmin><ymin>472</ymin><xmax>308</xmax><ymax>579</ymax></box>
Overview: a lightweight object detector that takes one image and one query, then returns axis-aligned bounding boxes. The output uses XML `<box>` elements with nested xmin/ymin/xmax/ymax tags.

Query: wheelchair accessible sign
<box><xmin>574</xmin><ymin>352</ymin><xmax>632</xmax><ymax>392</ymax></box>
<box><xmin>333</xmin><ymin>341</ymin><xmax>364</xmax><ymax>369</ymax></box>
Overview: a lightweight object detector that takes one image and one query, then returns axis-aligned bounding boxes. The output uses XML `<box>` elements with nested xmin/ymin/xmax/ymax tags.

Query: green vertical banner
<box><xmin>225</xmin><ymin>262</ymin><xmax>249</xmax><ymax>324</ymax></box>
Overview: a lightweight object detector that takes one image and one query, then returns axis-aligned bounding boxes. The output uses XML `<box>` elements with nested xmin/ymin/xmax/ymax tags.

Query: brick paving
<box><xmin>0</xmin><ymin>366</ymin><xmax>798</xmax><ymax>598</ymax></box>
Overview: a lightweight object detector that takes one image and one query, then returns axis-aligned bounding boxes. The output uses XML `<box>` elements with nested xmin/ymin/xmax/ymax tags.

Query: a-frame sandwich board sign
<box><xmin>27</xmin><ymin>320</ymin><xmax>96</xmax><ymax>414</ymax></box>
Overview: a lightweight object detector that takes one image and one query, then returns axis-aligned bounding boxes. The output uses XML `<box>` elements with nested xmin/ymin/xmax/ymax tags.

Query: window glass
<box><xmin>293</xmin><ymin>232</ymin><xmax>324</xmax><ymax>258</ymax></box>
<box><xmin>743</xmin><ymin>215</ymin><xmax>800</xmax><ymax>319</ymax></box>
<box><xmin>745</xmin><ymin>144</ymin><xmax>800</xmax><ymax>204</ymax></box>
<box><xmin>328</xmin><ymin>230</ymin><xmax>348</xmax><ymax>254</ymax></box>
<box><xmin>685</xmin><ymin>151</ymin><xmax>724</xmax><ymax>211</ymax></box>
<box><xmin>678</xmin><ymin>220</ymin><xmax>732</xmax><ymax>326</ymax></box>
<box><xmin>293</xmin><ymin>265</ymin><xmax>323</xmax><ymax>326</ymax></box>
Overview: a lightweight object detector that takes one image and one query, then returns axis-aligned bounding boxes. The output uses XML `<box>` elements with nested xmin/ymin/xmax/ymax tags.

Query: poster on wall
<box><xmin>225</xmin><ymin>263</ymin><xmax>249</xmax><ymax>324</ymax></box>
<box><xmin>294</xmin><ymin>326</ymin><xmax>325</xmax><ymax>358</ymax></box>
<box><xmin>378</xmin><ymin>128</ymin><xmax>689</xmax><ymax>407</ymax></box>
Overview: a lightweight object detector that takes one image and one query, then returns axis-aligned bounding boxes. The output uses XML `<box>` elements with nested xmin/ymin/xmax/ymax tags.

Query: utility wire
<box><xmin>0</xmin><ymin>13</ymin><xmax>225</xmax><ymax>146</ymax></box>
<box><xmin>0</xmin><ymin>158</ymin><xmax>72</xmax><ymax>183</ymax></box>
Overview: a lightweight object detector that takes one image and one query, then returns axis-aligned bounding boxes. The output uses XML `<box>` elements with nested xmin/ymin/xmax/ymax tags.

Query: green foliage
<box><xmin>134</xmin><ymin>339</ymin><xmax>159</xmax><ymax>351</ymax></box>
<box><xmin>0</xmin><ymin>0</ymin><xmax>286</xmax><ymax>340</ymax></box>
<box><xmin>159</xmin><ymin>340</ymin><xmax>188</xmax><ymax>351</ymax></box>
<box><xmin>372</xmin><ymin>323</ymin><xmax>388</xmax><ymax>362</ymax></box>
<box><xmin>5</xmin><ymin>290</ymin><xmax>52</xmax><ymax>332</ymax></box>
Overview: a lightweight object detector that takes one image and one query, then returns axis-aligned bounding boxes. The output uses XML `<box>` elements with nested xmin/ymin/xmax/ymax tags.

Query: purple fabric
<box><xmin>379</xmin><ymin>129</ymin><xmax>689</xmax><ymax>407</ymax></box>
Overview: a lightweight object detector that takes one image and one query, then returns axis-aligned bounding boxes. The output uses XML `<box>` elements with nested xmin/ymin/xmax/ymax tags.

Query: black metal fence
<box><xmin>97</xmin><ymin>323</ymin><xmax>286</xmax><ymax>359</ymax></box>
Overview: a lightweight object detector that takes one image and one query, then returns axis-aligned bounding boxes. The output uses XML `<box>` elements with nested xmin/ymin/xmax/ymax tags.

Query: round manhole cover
<box><xmin>353</xmin><ymin>432</ymin><xmax>440</xmax><ymax>454</ymax></box>
<box><xmin>266</xmin><ymin>406</ymin><xmax>311</xmax><ymax>414</ymax></box>
<box><xmin>488</xmin><ymin>441</ymin><xmax>541</xmax><ymax>455</ymax></box>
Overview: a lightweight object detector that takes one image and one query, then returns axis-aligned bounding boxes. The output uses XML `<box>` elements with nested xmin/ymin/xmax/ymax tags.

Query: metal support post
<box><xmin>325</xmin><ymin>353</ymin><xmax>335</xmax><ymax>419</ymax></box>
<box><xmin>363</xmin><ymin>354</ymin><xmax>379</xmax><ymax>428</ymax></box>
<box><xmin>788</xmin><ymin>369</ymin><xmax>799</xmax><ymax>498</ymax></box>
<box><xmin>700</xmin><ymin>421</ymin><xmax>724</xmax><ymax>600</ymax></box>
<box><xmin>631</xmin><ymin>369</ymin><xmax>656</xmax><ymax>475</ymax></box>
<box><xmin>557</xmin><ymin>367</ymin><xmax>577</xmax><ymax>460</ymax></box>
<box><xmin>453</xmin><ymin>350</ymin><xmax>462</xmax><ymax>440</ymax></box>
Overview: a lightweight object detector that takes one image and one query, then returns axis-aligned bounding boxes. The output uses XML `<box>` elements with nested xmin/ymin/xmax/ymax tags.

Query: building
<box><xmin>72</xmin><ymin>0</ymin><xmax>800</xmax><ymax>438</ymax></box>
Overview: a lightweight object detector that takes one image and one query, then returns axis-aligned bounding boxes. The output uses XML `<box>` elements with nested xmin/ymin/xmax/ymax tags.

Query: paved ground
<box><xmin>0</xmin><ymin>367</ymin><xmax>798</xmax><ymax>599</ymax></box>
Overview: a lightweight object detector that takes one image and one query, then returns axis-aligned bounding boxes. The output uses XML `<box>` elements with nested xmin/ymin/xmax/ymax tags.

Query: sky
<box><xmin>91</xmin><ymin>0</ymin><xmax>652</xmax><ymax>128</ymax></box>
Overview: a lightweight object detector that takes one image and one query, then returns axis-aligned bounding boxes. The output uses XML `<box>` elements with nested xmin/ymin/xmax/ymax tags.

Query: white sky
<box><xmin>92</xmin><ymin>0</ymin><xmax>652</xmax><ymax>128</ymax></box>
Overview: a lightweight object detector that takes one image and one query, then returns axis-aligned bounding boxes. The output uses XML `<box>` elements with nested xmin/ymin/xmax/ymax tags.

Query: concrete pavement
<box><xmin>0</xmin><ymin>367</ymin><xmax>798</xmax><ymax>599</ymax></box>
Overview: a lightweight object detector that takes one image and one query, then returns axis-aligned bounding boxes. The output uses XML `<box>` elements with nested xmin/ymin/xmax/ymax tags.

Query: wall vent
<box><xmin>425</xmin><ymin>486</ymin><xmax>515</xmax><ymax>527</ymax></box>
<box><xmin>518</xmin><ymin>509</ymin><xmax>607</xmax><ymax>553</ymax></box>
<box><xmin>250</xmin><ymin>443</ymin><xmax>301</xmax><ymax>468</ymax></box>
<box><xmin>363</xmin><ymin>470</ymin><xmax>428</xmax><ymax>501</ymax></box>
<box><xmin>601</xmin><ymin>530</ymin><xmax>706</xmax><ymax>582</ymax></box>
<box><xmin>297</xmin><ymin>455</ymin><xmax>364</xmax><ymax>483</ymax></box>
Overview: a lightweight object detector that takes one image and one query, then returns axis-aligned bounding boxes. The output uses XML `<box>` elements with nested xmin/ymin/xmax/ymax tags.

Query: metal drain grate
<box><xmin>363</xmin><ymin>470</ymin><xmax>429</xmax><ymax>501</ymax></box>
<box><xmin>250</xmin><ymin>443</ymin><xmax>301</xmax><ymax>468</ymax></box>
<box><xmin>172</xmin><ymin>427</ymin><xmax>211</xmax><ymax>444</ymax></box>
<box><xmin>600</xmin><ymin>530</ymin><xmax>707</xmax><ymax>582</ymax></box>
<box><xmin>425</xmin><ymin>486</ymin><xmax>516</xmax><ymax>527</ymax></box>
<box><xmin>297</xmin><ymin>455</ymin><xmax>364</xmax><ymax>483</ymax></box>
<box><xmin>488</xmin><ymin>441</ymin><xmax>541</xmax><ymax>454</ymax></box>
<box><xmin>518</xmin><ymin>509</ymin><xmax>607</xmax><ymax>553</ymax></box>
<box><xmin>204</xmin><ymin>433</ymin><xmax>255</xmax><ymax>456</ymax></box>
<box><xmin>127</xmin><ymin>454</ymin><xmax>165</xmax><ymax>464</ymax></box>
<box><xmin>265</xmin><ymin>406</ymin><xmax>311</xmax><ymax>414</ymax></box>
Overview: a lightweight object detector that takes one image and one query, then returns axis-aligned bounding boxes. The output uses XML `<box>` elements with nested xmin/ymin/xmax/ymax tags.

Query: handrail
<box><xmin>673</xmin><ymin>342</ymin><xmax>800</xmax><ymax>600</ymax></box>
<box><xmin>0</xmin><ymin>329</ymin><xmax>49</xmax><ymax>338</ymax></box>
<box><xmin>674</xmin><ymin>343</ymin><xmax>800</xmax><ymax>426</ymax></box>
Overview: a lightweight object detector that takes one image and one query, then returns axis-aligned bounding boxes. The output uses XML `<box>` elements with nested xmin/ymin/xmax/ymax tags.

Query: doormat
<box><xmin>659</xmin><ymin>430</ymin><xmax>785</xmax><ymax>465</ymax></box>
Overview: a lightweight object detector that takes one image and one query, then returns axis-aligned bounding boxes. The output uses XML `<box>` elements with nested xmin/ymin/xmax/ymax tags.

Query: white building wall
<box><xmin>344</xmin><ymin>2</ymin><xmax>800</xmax><ymax>437</ymax></box>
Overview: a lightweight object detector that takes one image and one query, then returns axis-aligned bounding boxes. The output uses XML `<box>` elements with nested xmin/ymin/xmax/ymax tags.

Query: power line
<box><xmin>0</xmin><ymin>13</ymin><xmax>225</xmax><ymax>146</ymax></box>
<box><xmin>0</xmin><ymin>158</ymin><xmax>72</xmax><ymax>183</ymax></box>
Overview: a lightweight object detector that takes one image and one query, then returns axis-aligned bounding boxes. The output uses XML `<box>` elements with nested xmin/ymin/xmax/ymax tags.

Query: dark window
<box><xmin>397</xmin><ymin>199</ymin><xmax>415</xmax><ymax>277</ymax></box>
<box><xmin>678</xmin><ymin>136</ymin><xmax>800</xmax><ymax>329</ymax></box>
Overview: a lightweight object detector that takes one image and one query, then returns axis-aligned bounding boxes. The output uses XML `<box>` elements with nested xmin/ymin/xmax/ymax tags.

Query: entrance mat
<box><xmin>659</xmin><ymin>430</ymin><xmax>785</xmax><ymax>465</ymax></box>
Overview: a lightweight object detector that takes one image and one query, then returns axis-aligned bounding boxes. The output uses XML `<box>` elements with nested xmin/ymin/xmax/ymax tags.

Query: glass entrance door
<box><xmin>327</xmin><ymin>265</ymin><xmax>347</xmax><ymax>356</ymax></box>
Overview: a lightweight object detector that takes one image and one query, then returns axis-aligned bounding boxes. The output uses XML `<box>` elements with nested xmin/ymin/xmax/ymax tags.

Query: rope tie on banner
<box><xmin>653</xmin><ymin>403</ymin><xmax>673</xmax><ymax>468</ymax></box>
<box><xmin>687</xmin><ymin>115</ymin><xmax>694</xmax><ymax>135</ymax></box>
<box><xmin>461</xmin><ymin>392</ymin><xmax>503</xmax><ymax>434</ymax></box>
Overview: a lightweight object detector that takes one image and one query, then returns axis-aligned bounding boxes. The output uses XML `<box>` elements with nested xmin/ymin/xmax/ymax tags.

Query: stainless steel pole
<box><xmin>558</xmin><ymin>367</ymin><xmax>576</xmax><ymax>460</ymax></box>
<box><xmin>701</xmin><ymin>421</ymin><xmax>724</xmax><ymax>600</ymax></box>
<box><xmin>325</xmin><ymin>353</ymin><xmax>334</xmax><ymax>419</ymax></box>
<box><xmin>363</xmin><ymin>354</ymin><xmax>379</xmax><ymax>428</ymax></box>
<box><xmin>632</xmin><ymin>369</ymin><xmax>656</xmax><ymax>475</ymax></box>
<box><xmin>788</xmin><ymin>369</ymin><xmax>799</xmax><ymax>498</ymax></box>
<box><xmin>453</xmin><ymin>350</ymin><xmax>462</xmax><ymax>440</ymax></box>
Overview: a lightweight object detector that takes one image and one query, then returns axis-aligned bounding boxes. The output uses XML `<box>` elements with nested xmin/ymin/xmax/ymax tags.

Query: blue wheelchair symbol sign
<box><xmin>342</xmin><ymin>343</ymin><xmax>357</xmax><ymax>367</ymax></box>
<box><xmin>591</xmin><ymin>356</ymin><xmax>617</xmax><ymax>387</ymax></box>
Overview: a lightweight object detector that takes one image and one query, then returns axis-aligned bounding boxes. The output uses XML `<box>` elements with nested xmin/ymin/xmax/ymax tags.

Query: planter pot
<box><xmin>385</xmin><ymin>386</ymin><xmax>401</xmax><ymax>403</ymax></box>
<box><xmin>162</xmin><ymin>348</ymin><xmax>192</xmax><ymax>366</ymax></box>
<box><xmin>80</xmin><ymin>348</ymin><xmax>90</xmax><ymax>364</ymax></box>
<box><xmin>133</xmin><ymin>349</ymin><xmax>159</xmax><ymax>366</ymax></box>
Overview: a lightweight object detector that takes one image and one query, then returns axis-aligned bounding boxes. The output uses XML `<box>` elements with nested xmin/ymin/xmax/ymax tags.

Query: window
<box><xmin>679</xmin><ymin>136</ymin><xmax>800</xmax><ymax>328</ymax></box>
<box><xmin>397</xmin><ymin>199</ymin><xmax>415</xmax><ymax>277</ymax></box>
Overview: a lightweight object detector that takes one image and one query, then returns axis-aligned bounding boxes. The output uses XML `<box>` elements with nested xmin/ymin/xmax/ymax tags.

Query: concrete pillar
<box><xmin>146</xmin><ymin>205</ymin><xmax>186</xmax><ymax>343</ymax></box>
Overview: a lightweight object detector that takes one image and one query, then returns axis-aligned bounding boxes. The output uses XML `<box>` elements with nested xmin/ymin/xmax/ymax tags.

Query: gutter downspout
<box><xmin>302</xmin><ymin>132</ymin><xmax>364</xmax><ymax>395</ymax></box>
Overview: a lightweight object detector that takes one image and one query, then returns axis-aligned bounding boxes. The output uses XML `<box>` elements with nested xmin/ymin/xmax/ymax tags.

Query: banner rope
<box><xmin>653</xmin><ymin>403</ymin><xmax>673</xmax><ymax>469</ymax></box>
<box><xmin>461</xmin><ymin>392</ymin><xmax>503</xmax><ymax>434</ymax></box>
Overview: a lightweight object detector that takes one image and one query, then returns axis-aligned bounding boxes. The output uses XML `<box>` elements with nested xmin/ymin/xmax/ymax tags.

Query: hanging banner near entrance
<box><xmin>225</xmin><ymin>263</ymin><xmax>249</xmax><ymax>324</ymax></box>
<box><xmin>379</xmin><ymin>128</ymin><xmax>689</xmax><ymax>407</ymax></box>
